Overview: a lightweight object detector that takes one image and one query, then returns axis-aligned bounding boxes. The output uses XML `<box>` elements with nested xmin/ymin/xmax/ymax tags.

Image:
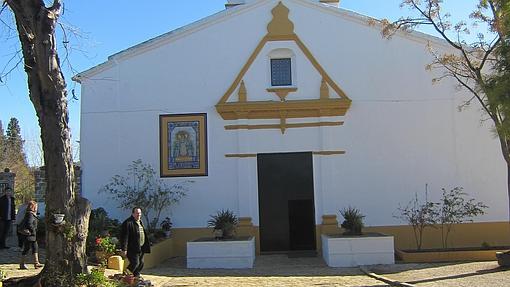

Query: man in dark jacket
<box><xmin>120</xmin><ymin>207</ymin><xmax>151</xmax><ymax>277</ymax></box>
<box><xmin>0</xmin><ymin>187</ymin><xmax>16</xmax><ymax>249</ymax></box>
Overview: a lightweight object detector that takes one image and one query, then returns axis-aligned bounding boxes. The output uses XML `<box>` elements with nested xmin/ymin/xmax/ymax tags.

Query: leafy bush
<box><xmin>75</xmin><ymin>268</ymin><xmax>122</xmax><ymax>287</ymax></box>
<box><xmin>396</xmin><ymin>185</ymin><xmax>488</xmax><ymax>250</ymax></box>
<box><xmin>100</xmin><ymin>159</ymin><xmax>190</xmax><ymax>232</ymax></box>
<box><xmin>95</xmin><ymin>237</ymin><xmax>116</xmax><ymax>254</ymax></box>
<box><xmin>160</xmin><ymin>217</ymin><xmax>172</xmax><ymax>231</ymax></box>
<box><xmin>394</xmin><ymin>186</ymin><xmax>438</xmax><ymax>250</ymax></box>
<box><xmin>86</xmin><ymin>208</ymin><xmax>120</xmax><ymax>256</ymax></box>
<box><xmin>438</xmin><ymin>187</ymin><xmax>487</xmax><ymax>249</ymax></box>
<box><xmin>0</xmin><ymin>268</ymin><xmax>7</xmax><ymax>281</ymax></box>
<box><xmin>340</xmin><ymin>207</ymin><xmax>365</xmax><ymax>235</ymax></box>
<box><xmin>207</xmin><ymin>209</ymin><xmax>239</xmax><ymax>239</ymax></box>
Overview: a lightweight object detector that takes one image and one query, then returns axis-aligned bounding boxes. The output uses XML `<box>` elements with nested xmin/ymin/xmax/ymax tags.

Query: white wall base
<box><xmin>187</xmin><ymin>237</ymin><xmax>255</xmax><ymax>269</ymax></box>
<box><xmin>322</xmin><ymin>234</ymin><xmax>395</xmax><ymax>267</ymax></box>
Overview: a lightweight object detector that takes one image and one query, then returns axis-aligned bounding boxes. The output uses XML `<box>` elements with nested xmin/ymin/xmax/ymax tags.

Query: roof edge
<box><xmin>73</xmin><ymin>0</ymin><xmax>452</xmax><ymax>83</ymax></box>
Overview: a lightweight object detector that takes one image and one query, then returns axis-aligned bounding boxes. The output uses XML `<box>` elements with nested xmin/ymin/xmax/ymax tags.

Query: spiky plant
<box><xmin>340</xmin><ymin>207</ymin><xmax>365</xmax><ymax>235</ymax></box>
<box><xmin>207</xmin><ymin>209</ymin><xmax>239</xmax><ymax>239</ymax></box>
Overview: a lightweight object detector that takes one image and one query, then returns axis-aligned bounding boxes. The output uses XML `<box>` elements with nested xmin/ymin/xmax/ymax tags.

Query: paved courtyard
<box><xmin>1</xmin><ymin>233</ymin><xmax>510</xmax><ymax>286</ymax></box>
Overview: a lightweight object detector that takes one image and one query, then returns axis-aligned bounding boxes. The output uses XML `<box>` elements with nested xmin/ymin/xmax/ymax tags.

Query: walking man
<box><xmin>120</xmin><ymin>207</ymin><xmax>151</xmax><ymax>277</ymax></box>
<box><xmin>0</xmin><ymin>187</ymin><xmax>16</xmax><ymax>249</ymax></box>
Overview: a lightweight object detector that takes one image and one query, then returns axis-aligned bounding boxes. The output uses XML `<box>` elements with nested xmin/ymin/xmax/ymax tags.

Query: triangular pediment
<box><xmin>216</xmin><ymin>1</ymin><xmax>351</xmax><ymax>128</ymax></box>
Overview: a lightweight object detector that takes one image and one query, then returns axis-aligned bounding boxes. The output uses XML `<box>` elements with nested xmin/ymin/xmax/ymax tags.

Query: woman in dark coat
<box><xmin>19</xmin><ymin>201</ymin><xmax>42</xmax><ymax>269</ymax></box>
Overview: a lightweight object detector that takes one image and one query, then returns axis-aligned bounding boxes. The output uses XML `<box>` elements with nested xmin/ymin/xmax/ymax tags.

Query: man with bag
<box><xmin>0</xmin><ymin>187</ymin><xmax>15</xmax><ymax>249</ymax></box>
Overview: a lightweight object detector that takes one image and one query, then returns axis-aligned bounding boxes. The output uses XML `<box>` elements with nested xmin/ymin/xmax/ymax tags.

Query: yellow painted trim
<box><xmin>224</xmin><ymin>151</ymin><xmax>345</xmax><ymax>158</ymax></box>
<box><xmin>395</xmin><ymin>249</ymin><xmax>507</xmax><ymax>263</ymax></box>
<box><xmin>267</xmin><ymin>2</ymin><xmax>295</xmax><ymax>37</ymax></box>
<box><xmin>225</xmin><ymin>154</ymin><xmax>257</xmax><ymax>158</ymax></box>
<box><xmin>266</xmin><ymin>87</ymin><xmax>298</xmax><ymax>101</ymax></box>
<box><xmin>224</xmin><ymin>121</ymin><xmax>344</xmax><ymax>130</ymax></box>
<box><xmin>320</xmin><ymin>78</ymin><xmax>329</xmax><ymax>99</ymax></box>
<box><xmin>313</xmin><ymin>151</ymin><xmax>346</xmax><ymax>155</ymax></box>
<box><xmin>218</xmin><ymin>36</ymin><xmax>270</xmax><ymax>104</ymax></box>
<box><xmin>216</xmin><ymin>2</ymin><xmax>351</xmax><ymax>121</ymax></box>
<box><xmin>141</xmin><ymin>238</ymin><xmax>174</xmax><ymax>269</ymax></box>
<box><xmin>134</xmin><ymin>222</ymin><xmax>509</xmax><ymax>259</ymax></box>
<box><xmin>216</xmin><ymin>98</ymin><xmax>351</xmax><ymax>120</ymax></box>
<box><xmin>238</xmin><ymin>80</ymin><xmax>247</xmax><ymax>102</ymax></box>
<box><xmin>292</xmin><ymin>35</ymin><xmax>348</xmax><ymax>100</ymax></box>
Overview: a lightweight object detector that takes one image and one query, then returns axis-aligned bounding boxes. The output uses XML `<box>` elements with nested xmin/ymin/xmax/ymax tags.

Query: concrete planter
<box><xmin>321</xmin><ymin>233</ymin><xmax>395</xmax><ymax>267</ymax></box>
<box><xmin>187</xmin><ymin>236</ymin><xmax>255</xmax><ymax>269</ymax></box>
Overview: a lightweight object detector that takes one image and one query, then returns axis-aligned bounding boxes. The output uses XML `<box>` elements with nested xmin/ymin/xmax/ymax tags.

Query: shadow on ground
<box><xmin>144</xmin><ymin>255</ymin><xmax>371</xmax><ymax>278</ymax></box>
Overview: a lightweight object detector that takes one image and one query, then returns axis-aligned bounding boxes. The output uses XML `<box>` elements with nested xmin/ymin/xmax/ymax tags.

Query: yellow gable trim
<box><xmin>216</xmin><ymin>1</ymin><xmax>351</xmax><ymax>121</ymax></box>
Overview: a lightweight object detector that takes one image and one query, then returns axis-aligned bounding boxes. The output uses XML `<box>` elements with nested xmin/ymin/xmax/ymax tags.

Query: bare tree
<box><xmin>2</xmin><ymin>0</ymin><xmax>90</xmax><ymax>285</ymax></box>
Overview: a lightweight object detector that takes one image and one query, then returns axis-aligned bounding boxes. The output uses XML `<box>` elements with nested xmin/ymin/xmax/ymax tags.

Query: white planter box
<box><xmin>322</xmin><ymin>233</ymin><xmax>394</xmax><ymax>267</ymax></box>
<box><xmin>187</xmin><ymin>236</ymin><xmax>255</xmax><ymax>269</ymax></box>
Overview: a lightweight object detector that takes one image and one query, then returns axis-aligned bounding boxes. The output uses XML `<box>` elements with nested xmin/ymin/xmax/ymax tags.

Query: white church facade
<box><xmin>74</xmin><ymin>0</ymin><xmax>509</xmax><ymax>255</ymax></box>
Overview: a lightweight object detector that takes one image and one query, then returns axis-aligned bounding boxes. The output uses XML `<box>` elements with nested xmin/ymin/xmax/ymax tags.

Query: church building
<box><xmin>74</xmin><ymin>0</ymin><xmax>509</xmax><ymax>255</ymax></box>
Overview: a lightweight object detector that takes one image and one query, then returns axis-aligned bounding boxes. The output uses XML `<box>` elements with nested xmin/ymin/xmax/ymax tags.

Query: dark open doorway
<box><xmin>257</xmin><ymin>152</ymin><xmax>316</xmax><ymax>253</ymax></box>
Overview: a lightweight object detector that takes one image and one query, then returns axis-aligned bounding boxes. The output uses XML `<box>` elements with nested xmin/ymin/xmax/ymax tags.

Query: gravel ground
<box><xmin>2</xmin><ymin>232</ymin><xmax>510</xmax><ymax>287</ymax></box>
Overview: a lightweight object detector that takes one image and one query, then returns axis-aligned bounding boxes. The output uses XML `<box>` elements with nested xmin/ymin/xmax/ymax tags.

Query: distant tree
<box><xmin>1</xmin><ymin>1</ymin><xmax>91</xmax><ymax>285</ymax></box>
<box><xmin>0</xmin><ymin>120</ymin><xmax>5</xmax><ymax>164</ymax></box>
<box><xmin>0</xmin><ymin>118</ymin><xmax>34</xmax><ymax>205</ymax></box>
<box><xmin>6</xmin><ymin>118</ymin><xmax>23</xmax><ymax>159</ymax></box>
<box><xmin>380</xmin><ymin>0</ymin><xmax>510</xmax><ymax>222</ymax></box>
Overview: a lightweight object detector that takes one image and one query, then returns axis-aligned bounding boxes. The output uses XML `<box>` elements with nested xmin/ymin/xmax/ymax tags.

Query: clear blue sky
<box><xmin>0</xmin><ymin>0</ymin><xmax>480</xmax><ymax>166</ymax></box>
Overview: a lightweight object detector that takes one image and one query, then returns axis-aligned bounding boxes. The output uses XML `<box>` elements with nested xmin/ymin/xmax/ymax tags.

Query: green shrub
<box><xmin>340</xmin><ymin>207</ymin><xmax>365</xmax><ymax>235</ymax></box>
<box><xmin>207</xmin><ymin>209</ymin><xmax>239</xmax><ymax>239</ymax></box>
<box><xmin>0</xmin><ymin>269</ymin><xmax>7</xmax><ymax>281</ymax></box>
<box><xmin>86</xmin><ymin>208</ymin><xmax>120</xmax><ymax>255</ymax></box>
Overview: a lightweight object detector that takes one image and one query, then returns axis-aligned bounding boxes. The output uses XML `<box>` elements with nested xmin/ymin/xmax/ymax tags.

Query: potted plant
<box><xmin>160</xmin><ymin>217</ymin><xmax>173</xmax><ymax>238</ymax></box>
<box><xmin>321</xmin><ymin>207</ymin><xmax>394</xmax><ymax>267</ymax></box>
<box><xmin>207</xmin><ymin>209</ymin><xmax>239</xmax><ymax>239</ymax></box>
<box><xmin>340</xmin><ymin>206</ymin><xmax>365</xmax><ymax>235</ymax></box>
<box><xmin>94</xmin><ymin>236</ymin><xmax>116</xmax><ymax>265</ymax></box>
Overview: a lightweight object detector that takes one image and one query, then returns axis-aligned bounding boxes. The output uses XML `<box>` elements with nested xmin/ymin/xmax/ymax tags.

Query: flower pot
<box><xmin>122</xmin><ymin>275</ymin><xmax>136</xmax><ymax>285</ymax></box>
<box><xmin>53</xmin><ymin>214</ymin><xmax>65</xmax><ymax>224</ymax></box>
<box><xmin>497</xmin><ymin>251</ymin><xmax>510</xmax><ymax>267</ymax></box>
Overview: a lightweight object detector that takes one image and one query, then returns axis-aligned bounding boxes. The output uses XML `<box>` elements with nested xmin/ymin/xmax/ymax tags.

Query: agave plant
<box><xmin>207</xmin><ymin>209</ymin><xmax>239</xmax><ymax>239</ymax></box>
<box><xmin>340</xmin><ymin>206</ymin><xmax>365</xmax><ymax>235</ymax></box>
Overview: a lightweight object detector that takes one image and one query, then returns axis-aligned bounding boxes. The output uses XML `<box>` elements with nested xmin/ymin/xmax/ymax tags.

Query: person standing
<box><xmin>120</xmin><ymin>207</ymin><xmax>151</xmax><ymax>277</ymax></box>
<box><xmin>0</xmin><ymin>187</ymin><xmax>16</xmax><ymax>249</ymax></box>
<box><xmin>19</xmin><ymin>201</ymin><xmax>42</xmax><ymax>269</ymax></box>
<box><xmin>15</xmin><ymin>200</ymin><xmax>29</xmax><ymax>249</ymax></box>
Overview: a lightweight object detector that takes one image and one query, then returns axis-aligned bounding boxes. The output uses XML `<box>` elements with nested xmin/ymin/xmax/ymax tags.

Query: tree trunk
<box><xmin>6</xmin><ymin>1</ymin><xmax>91</xmax><ymax>285</ymax></box>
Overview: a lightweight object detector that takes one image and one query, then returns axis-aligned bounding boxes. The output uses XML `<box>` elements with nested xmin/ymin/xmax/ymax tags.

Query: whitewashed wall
<box><xmin>79</xmin><ymin>0</ymin><xmax>507</xmax><ymax>227</ymax></box>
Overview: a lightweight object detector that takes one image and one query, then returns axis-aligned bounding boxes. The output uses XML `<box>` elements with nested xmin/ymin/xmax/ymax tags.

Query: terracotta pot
<box><xmin>122</xmin><ymin>275</ymin><xmax>135</xmax><ymax>285</ymax></box>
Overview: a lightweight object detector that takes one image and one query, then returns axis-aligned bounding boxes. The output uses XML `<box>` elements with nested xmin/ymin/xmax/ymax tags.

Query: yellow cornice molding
<box><xmin>225</xmin><ymin>151</ymin><xmax>346</xmax><ymax>158</ymax></box>
<box><xmin>216</xmin><ymin>98</ymin><xmax>351</xmax><ymax>120</ymax></box>
<box><xmin>216</xmin><ymin>2</ymin><xmax>351</xmax><ymax>122</ymax></box>
<box><xmin>224</xmin><ymin>121</ymin><xmax>344</xmax><ymax>131</ymax></box>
